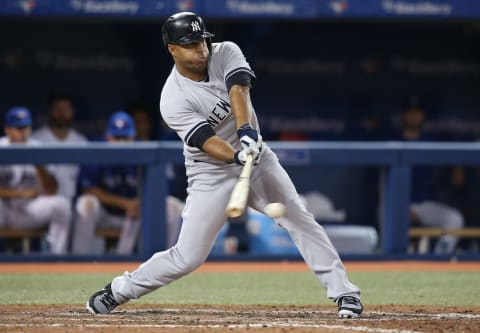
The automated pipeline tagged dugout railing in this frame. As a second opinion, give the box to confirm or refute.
[1,141,480,261]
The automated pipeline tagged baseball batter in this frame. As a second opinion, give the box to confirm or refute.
[87,12,362,318]
[0,107,71,254]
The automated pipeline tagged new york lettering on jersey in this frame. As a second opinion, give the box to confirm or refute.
[206,99,231,127]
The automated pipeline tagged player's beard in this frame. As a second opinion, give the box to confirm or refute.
[49,117,73,130]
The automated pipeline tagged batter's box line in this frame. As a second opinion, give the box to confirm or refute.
[119,307,334,315]
[369,311,480,319]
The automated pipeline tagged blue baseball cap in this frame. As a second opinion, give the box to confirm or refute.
[5,107,32,128]
[107,111,136,137]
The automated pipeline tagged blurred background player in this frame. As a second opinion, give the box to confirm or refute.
[126,100,155,141]
[396,97,464,254]
[72,111,141,255]
[72,111,183,255]
[0,107,71,254]
[32,92,88,201]
[126,100,186,243]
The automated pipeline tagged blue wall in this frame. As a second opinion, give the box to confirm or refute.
[1,19,479,140]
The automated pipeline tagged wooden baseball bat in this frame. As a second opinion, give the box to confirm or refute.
[226,154,254,218]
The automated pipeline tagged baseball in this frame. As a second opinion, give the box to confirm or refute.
[264,202,286,218]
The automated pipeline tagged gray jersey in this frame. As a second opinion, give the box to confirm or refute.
[160,41,258,164]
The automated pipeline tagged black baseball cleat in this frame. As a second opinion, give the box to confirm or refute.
[336,296,363,318]
[86,283,119,314]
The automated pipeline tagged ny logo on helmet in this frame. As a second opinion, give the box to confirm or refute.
[191,21,201,32]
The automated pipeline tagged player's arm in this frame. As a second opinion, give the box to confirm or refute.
[227,72,262,160]
[35,166,57,195]
[202,135,236,163]
[188,124,252,165]
[229,85,252,129]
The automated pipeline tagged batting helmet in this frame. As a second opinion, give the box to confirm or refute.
[162,12,214,48]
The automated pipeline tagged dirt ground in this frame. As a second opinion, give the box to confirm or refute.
[1,304,479,333]
[1,261,479,333]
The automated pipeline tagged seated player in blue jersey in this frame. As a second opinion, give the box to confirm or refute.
[72,111,184,255]
[72,111,140,254]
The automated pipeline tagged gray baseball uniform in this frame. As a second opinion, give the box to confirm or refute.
[110,41,360,304]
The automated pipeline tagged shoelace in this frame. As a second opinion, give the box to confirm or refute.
[340,296,360,307]
[99,290,118,309]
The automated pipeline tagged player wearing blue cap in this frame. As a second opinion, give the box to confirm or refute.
[72,111,141,254]
[0,107,71,254]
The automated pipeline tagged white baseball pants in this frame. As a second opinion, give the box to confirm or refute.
[72,194,140,255]
[72,194,184,255]
[0,195,71,254]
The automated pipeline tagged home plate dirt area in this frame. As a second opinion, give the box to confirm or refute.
[1,261,479,332]
[1,304,479,333]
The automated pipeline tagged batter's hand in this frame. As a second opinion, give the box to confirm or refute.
[234,147,261,166]
[238,124,261,148]
[237,124,263,160]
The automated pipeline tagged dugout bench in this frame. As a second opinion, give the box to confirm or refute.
[0,228,46,254]
[408,227,480,254]
[0,227,122,254]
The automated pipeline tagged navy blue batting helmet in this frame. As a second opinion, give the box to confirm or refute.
[162,12,214,48]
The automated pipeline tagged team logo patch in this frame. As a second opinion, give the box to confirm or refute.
[115,119,126,128]
[17,111,28,119]
[191,21,201,32]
